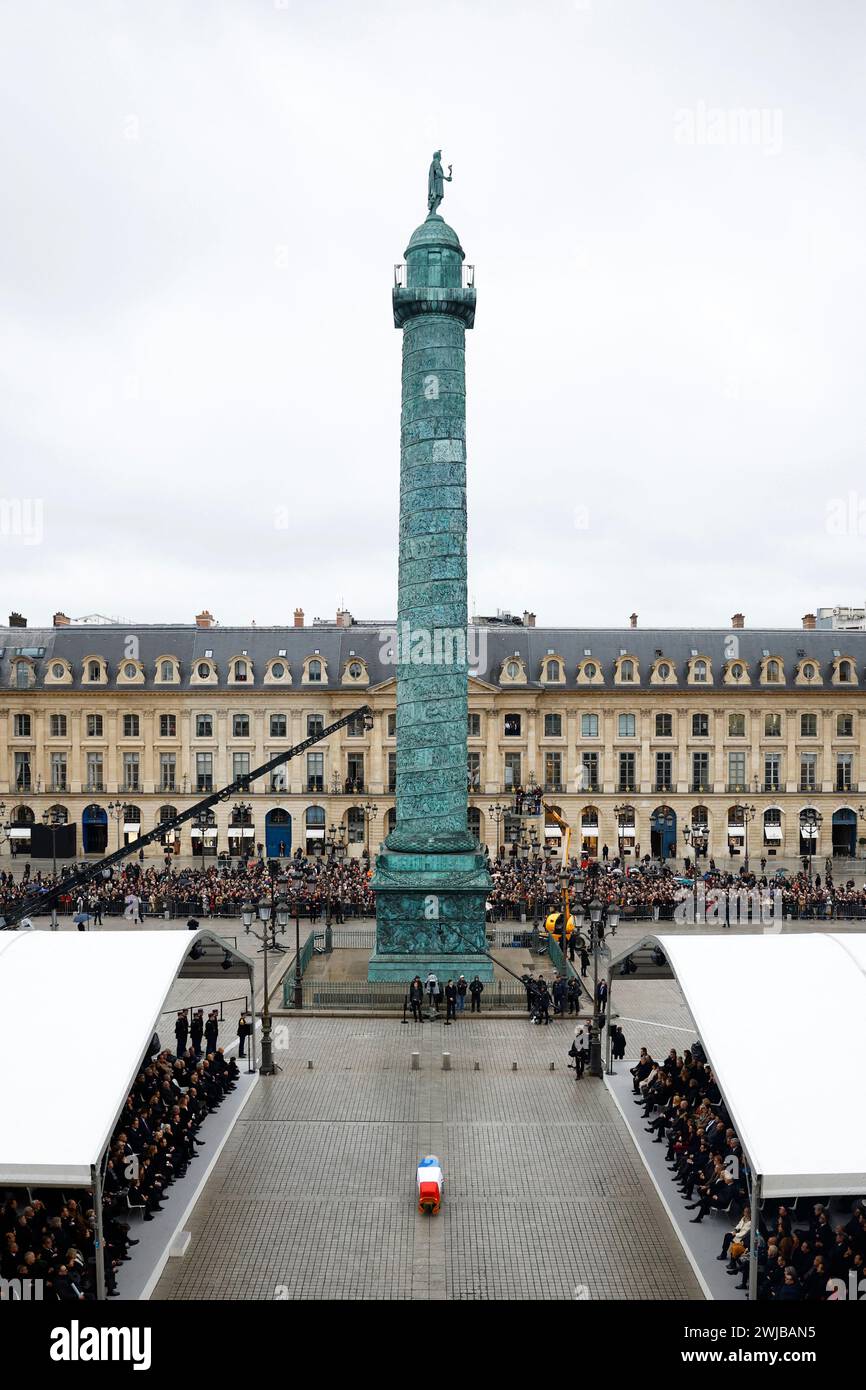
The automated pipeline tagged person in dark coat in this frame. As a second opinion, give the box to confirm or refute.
[237,1013,251,1058]
[174,1011,189,1058]
[204,1011,219,1054]
[536,980,551,1024]
[579,943,590,976]
[190,1010,204,1057]
[444,980,457,1022]
[408,976,424,1022]
[552,975,568,1016]
[469,976,484,1013]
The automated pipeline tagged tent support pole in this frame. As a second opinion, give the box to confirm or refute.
[605,972,615,1074]
[91,1161,107,1302]
[748,1173,762,1301]
[249,963,258,1075]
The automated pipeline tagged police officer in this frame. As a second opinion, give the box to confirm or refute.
[536,979,551,1025]
[469,976,484,1013]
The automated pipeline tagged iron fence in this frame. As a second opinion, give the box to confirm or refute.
[281,978,530,1011]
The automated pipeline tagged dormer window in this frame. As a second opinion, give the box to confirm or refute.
[839,659,854,683]
[693,659,708,683]
[197,662,211,679]
[88,662,100,682]
[621,659,635,681]
[584,663,596,678]
[309,659,322,682]
[766,659,781,682]
[234,659,248,682]
[542,657,564,682]
[271,662,285,679]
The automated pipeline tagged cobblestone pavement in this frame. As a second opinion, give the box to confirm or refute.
[153,1016,702,1301]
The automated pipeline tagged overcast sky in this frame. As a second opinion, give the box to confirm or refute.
[1,0,865,630]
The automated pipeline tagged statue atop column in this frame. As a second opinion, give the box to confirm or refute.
[427,150,452,216]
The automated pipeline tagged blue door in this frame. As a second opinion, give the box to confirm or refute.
[266,810,291,858]
[651,806,677,860]
[82,804,108,854]
[832,808,857,858]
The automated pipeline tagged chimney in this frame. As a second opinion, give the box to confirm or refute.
[731,613,745,629]
[336,608,353,628]
[8,612,26,628]
[629,612,638,628]
[53,611,71,627]
[802,612,816,630]
[195,610,215,629]
[522,610,536,628]
[293,607,304,628]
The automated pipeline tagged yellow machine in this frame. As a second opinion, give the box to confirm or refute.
[541,802,575,943]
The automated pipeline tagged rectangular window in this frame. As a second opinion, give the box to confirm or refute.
[346,753,364,790]
[14,752,31,791]
[86,714,103,737]
[581,713,599,738]
[728,751,746,791]
[543,713,562,738]
[801,713,817,737]
[388,752,397,791]
[307,714,324,739]
[16,664,29,689]
[764,713,782,737]
[692,751,709,791]
[618,713,635,738]
[692,713,709,738]
[764,754,781,791]
[13,713,31,737]
[799,754,816,791]
[836,753,853,791]
[837,713,854,737]
[467,713,481,737]
[86,752,103,791]
[504,752,522,788]
[346,713,366,737]
[467,751,481,790]
[655,713,672,737]
[159,714,177,738]
[49,713,68,737]
[233,714,250,738]
[160,753,176,792]
[196,714,213,738]
[122,714,139,738]
[655,751,672,790]
[270,714,287,738]
[504,713,522,737]
[581,751,599,791]
[196,752,213,792]
[544,751,562,790]
[233,752,250,782]
[618,751,635,791]
[307,752,324,792]
[387,713,397,737]
[123,752,140,791]
[728,713,745,737]
[50,752,67,791]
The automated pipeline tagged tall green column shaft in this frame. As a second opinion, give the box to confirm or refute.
[369,208,492,982]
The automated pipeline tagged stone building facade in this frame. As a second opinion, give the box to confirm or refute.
[2,611,865,864]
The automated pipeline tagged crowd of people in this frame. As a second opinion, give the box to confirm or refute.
[1,1030,239,1299]
[631,1039,866,1299]
[0,852,377,926]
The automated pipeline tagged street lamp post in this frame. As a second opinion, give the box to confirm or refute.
[242,895,288,1076]
[232,800,252,865]
[588,898,604,1077]
[362,800,379,859]
[735,803,757,873]
[613,802,631,863]
[107,800,124,852]
[801,810,823,880]
[193,807,216,873]
[487,801,507,855]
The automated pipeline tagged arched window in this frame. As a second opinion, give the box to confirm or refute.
[160,660,174,681]
[766,659,781,682]
[693,659,708,682]
[47,804,69,824]
[87,661,101,682]
[839,659,854,683]
[308,659,322,682]
[234,659,248,682]
[620,659,635,681]
[346,806,365,843]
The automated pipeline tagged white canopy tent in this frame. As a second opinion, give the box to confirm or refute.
[605,931,866,1297]
[0,929,254,1189]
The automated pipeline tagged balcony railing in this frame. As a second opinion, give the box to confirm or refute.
[616,783,637,793]
[726,782,750,793]
[653,782,673,793]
